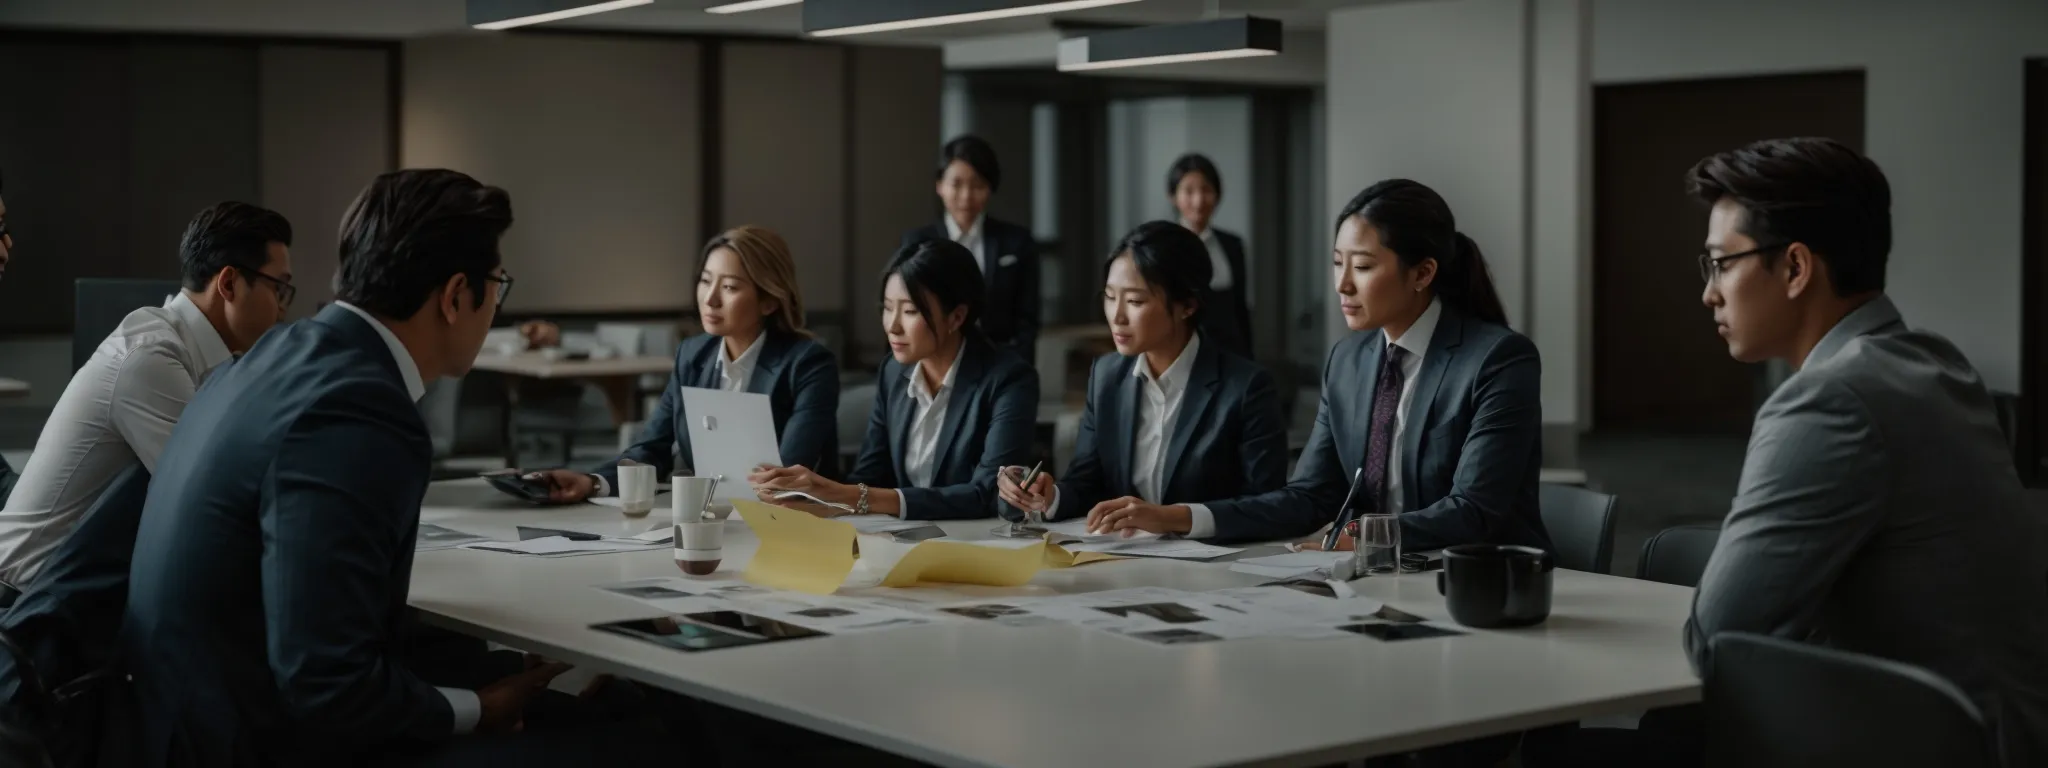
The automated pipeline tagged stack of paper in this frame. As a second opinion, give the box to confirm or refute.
[417,523,492,551]
[1227,551,1351,579]
[1063,538,1242,560]
[460,536,666,558]
[594,576,944,636]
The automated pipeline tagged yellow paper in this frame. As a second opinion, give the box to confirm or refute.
[734,500,857,594]
[880,540,1048,588]
[1043,540,1124,568]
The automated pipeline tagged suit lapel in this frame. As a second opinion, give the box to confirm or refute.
[1399,307,1463,512]
[928,341,986,482]
[1161,342,1219,496]
[689,339,722,390]
[1110,363,1141,495]
[1348,335,1384,472]
[888,367,914,486]
[746,332,788,396]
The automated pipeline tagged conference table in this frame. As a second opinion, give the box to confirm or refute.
[468,352,676,466]
[411,480,1699,767]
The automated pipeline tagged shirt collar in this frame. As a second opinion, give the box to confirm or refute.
[1133,332,1201,399]
[1806,295,1903,369]
[332,301,426,402]
[1385,298,1442,359]
[165,292,235,374]
[1181,220,1216,243]
[906,341,965,403]
[945,213,986,243]
[718,332,767,378]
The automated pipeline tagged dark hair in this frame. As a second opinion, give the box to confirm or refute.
[936,135,1001,192]
[334,169,513,319]
[1686,137,1890,295]
[177,202,293,292]
[880,238,986,343]
[1165,153,1222,198]
[1336,179,1508,327]
[1105,221,1210,326]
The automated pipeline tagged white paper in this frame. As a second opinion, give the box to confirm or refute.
[593,577,936,635]
[1235,551,1352,569]
[590,492,673,511]
[417,524,492,551]
[628,527,676,543]
[462,536,664,557]
[1041,519,1162,543]
[772,490,855,513]
[844,516,934,534]
[1063,538,1242,560]
[1227,563,1324,580]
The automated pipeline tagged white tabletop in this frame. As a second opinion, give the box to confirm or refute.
[0,378,28,399]
[469,353,673,379]
[411,480,1698,767]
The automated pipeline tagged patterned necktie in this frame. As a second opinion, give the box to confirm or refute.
[1351,343,1407,516]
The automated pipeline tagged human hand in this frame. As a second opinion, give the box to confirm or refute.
[476,661,571,733]
[530,469,595,503]
[518,320,560,350]
[1083,497,1193,536]
[996,466,1054,515]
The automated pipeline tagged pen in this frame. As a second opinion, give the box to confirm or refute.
[1321,468,1364,551]
[1016,461,1044,524]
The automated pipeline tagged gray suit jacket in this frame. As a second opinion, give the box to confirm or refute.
[1686,296,2048,766]
[1202,303,1551,551]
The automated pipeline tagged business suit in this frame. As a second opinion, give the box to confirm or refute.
[1039,338,1286,521]
[120,304,455,766]
[1198,228,1254,359]
[901,217,1040,359]
[1201,302,1550,551]
[596,330,839,487]
[848,336,1038,521]
[1685,296,2048,766]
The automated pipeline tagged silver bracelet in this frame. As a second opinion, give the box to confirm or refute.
[856,483,870,516]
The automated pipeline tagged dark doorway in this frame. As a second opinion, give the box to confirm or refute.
[2020,59,2048,484]
[1592,71,1866,433]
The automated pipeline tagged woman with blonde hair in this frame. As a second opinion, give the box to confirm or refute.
[535,225,840,501]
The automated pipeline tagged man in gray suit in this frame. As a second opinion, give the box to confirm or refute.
[1684,137,2048,765]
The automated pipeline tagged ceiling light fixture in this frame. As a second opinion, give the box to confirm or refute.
[804,0,1144,38]
[706,0,802,13]
[1057,15,1281,72]
[469,0,654,30]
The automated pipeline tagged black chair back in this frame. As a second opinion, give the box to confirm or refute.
[1537,483,1616,574]
[1636,523,1720,587]
[1706,632,1996,768]
[72,279,182,372]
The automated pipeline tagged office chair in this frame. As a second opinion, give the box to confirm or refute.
[1705,632,1996,768]
[72,279,181,372]
[1537,483,1617,574]
[1636,523,1721,588]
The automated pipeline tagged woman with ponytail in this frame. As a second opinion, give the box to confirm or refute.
[1183,179,1552,556]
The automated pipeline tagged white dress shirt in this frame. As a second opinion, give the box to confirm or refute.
[1185,300,1439,539]
[897,346,962,519]
[1185,222,1235,291]
[331,301,479,734]
[0,293,232,588]
[1045,335,1208,523]
[945,213,988,274]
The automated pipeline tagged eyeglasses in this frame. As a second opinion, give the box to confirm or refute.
[240,268,297,309]
[0,218,11,240]
[483,272,514,307]
[1698,243,1788,284]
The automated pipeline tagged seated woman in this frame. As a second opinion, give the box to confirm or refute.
[750,239,1037,520]
[1090,179,1551,554]
[995,221,1287,533]
[537,226,839,500]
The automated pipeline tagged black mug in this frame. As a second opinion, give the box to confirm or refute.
[1435,544,1554,628]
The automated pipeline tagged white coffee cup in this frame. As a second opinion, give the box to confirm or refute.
[617,464,657,517]
[674,521,724,575]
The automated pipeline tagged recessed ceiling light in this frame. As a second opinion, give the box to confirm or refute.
[470,0,655,30]
[706,0,803,13]
[805,0,1145,38]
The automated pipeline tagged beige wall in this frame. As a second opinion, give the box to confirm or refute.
[258,44,393,316]
[403,34,704,314]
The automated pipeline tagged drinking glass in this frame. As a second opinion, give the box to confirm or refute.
[1352,513,1401,576]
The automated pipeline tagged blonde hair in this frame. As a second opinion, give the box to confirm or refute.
[699,225,810,338]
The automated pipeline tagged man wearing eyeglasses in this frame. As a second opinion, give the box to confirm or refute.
[1647,138,2048,765]
[0,201,293,605]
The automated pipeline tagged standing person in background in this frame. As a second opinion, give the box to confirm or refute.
[1167,154,1253,358]
[900,135,1041,360]
[529,226,840,501]
[0,202,294,605]
[0,170,17,507]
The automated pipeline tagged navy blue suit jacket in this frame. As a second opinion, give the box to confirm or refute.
[1042,338,1287,521]
[1199,229,1254,359]
[122,305,450,766]
[1203,304,1553,551]
[901,217,1040,359]
[595,330,839,486]
[0,463,149,710]
[847,337,1038,520]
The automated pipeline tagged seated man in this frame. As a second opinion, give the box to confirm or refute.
[1686,138,2048,765]
[121,169,667,766]
[0,201,293,603]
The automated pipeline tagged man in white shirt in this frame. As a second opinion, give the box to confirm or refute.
[0,201,294,596]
